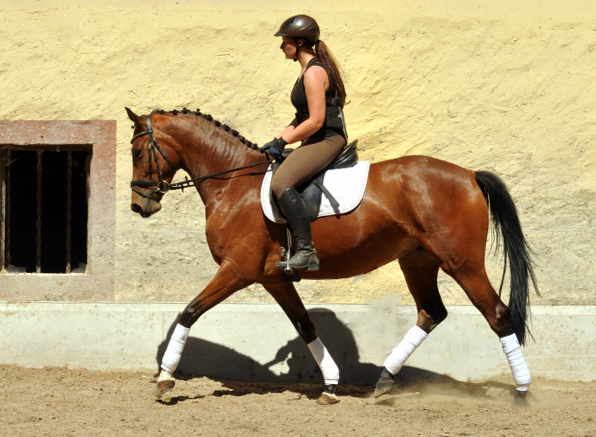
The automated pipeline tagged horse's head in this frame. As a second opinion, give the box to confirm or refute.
[126,107,180,217]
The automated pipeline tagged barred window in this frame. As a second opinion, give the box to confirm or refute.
[2,147,90,273]
[0,120,116,301]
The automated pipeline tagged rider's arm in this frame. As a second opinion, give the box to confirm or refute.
[279,66,328,145]
[277,118,298,140]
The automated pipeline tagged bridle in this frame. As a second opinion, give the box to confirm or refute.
[130,114,271,202]
[130,115,176,201]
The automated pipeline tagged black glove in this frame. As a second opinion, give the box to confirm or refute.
[260,137,288,159]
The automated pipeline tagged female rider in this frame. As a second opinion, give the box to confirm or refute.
[261,15,348,272]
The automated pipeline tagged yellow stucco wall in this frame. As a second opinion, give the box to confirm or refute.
[1,1,594,305]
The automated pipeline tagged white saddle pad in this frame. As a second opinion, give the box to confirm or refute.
[261,161,371,223]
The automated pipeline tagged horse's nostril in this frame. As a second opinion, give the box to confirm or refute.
[131,203,142,214]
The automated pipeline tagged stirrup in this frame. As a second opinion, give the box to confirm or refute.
[276,249,319,271]
[277,230,294,273]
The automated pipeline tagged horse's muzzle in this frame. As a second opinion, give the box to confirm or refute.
[131,195,162,217]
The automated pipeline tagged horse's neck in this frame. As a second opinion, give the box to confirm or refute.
[180,128,265,209]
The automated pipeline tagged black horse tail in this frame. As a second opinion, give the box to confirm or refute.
[474,171,539,346]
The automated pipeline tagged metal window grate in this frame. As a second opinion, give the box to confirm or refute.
[1,147,89,274]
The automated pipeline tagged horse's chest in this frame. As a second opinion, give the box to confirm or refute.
[204,209,250,250]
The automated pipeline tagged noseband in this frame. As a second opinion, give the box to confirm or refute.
[130,114,272,202]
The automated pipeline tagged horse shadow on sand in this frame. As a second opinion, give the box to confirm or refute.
[156,308,514,403]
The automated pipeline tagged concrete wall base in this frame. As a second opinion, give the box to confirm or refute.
[1,302,594,385]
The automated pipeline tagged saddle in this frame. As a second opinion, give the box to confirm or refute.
[271,140,359,221]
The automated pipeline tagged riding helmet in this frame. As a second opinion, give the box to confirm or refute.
[275,15,320,44]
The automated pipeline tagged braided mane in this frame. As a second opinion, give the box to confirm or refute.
[153,108,260,151]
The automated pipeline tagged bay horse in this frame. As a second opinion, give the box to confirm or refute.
[126,107,538,405]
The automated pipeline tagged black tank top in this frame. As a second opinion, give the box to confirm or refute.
[290,58,347,139]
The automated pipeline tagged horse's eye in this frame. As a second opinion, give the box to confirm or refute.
[132,149,143,159]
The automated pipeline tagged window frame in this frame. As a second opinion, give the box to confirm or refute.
[0,120,116,301]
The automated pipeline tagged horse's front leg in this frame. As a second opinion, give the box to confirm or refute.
[155,261,251,397]
[263,281,340,405]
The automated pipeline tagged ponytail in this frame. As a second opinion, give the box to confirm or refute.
[314,40,347,108]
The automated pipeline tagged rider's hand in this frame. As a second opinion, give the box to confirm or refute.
[260,137,288,159]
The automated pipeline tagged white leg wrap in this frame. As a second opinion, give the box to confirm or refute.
[383,326,428,375]
[308,338,340,385]
[161,324,190,374]
[500,333,531,391]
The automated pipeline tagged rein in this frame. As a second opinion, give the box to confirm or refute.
[130,114,271,201]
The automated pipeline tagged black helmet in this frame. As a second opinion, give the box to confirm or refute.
[275,15,320,44]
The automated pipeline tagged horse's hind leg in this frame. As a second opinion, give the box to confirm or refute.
[375,248,447,397]
[263,281,340,405]
[448,265,532,403]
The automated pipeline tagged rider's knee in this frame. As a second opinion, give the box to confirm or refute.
[271,181,290,200]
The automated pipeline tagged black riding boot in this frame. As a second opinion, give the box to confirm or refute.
[275,187,319,271]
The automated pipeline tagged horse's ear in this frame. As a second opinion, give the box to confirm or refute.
[125,107,142,127]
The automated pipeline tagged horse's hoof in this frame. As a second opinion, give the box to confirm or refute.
[155,379,175,397]
[155,371,176,398]
[317,392,340,405]
[513,390,530,408]
[373,380,395,398]
[373,368,395,398]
